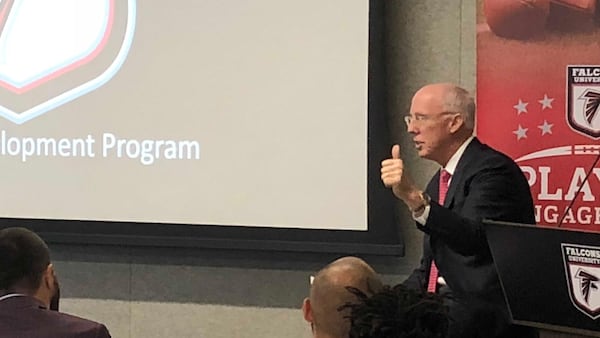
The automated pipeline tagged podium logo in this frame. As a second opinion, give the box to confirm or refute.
[567,66,600,139]
[562,243,600,319]
[0,0,136,124]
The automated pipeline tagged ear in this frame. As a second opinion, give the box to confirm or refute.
[42,264,54,289]
[448,113,464,133]
[302,297,313,323]
[33,264,56,309]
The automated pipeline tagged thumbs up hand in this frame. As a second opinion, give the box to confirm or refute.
[381,144,404,189]
[381,144,419,202]
[391,144,400,159]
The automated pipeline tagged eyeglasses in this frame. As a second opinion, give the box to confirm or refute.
[404,112,460,127]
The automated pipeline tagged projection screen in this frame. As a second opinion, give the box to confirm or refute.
[0,0,402,255]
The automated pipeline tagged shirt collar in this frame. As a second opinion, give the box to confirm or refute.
[0,293,27,302]
[0,293,46,309]
[443,136,474,175]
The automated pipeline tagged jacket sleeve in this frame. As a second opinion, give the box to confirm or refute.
[402,234,432,292]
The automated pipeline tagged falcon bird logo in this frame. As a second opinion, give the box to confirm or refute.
[568,67,600,139]
[562,243,600,319]
[576,269,599,304]
[581,90,600,125]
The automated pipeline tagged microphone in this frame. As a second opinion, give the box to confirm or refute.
[557,149,600,228]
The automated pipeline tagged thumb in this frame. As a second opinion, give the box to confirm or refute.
[391,144,400,159]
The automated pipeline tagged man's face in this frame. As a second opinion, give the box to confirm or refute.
[405,90,456,164]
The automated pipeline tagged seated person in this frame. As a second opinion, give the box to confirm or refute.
[302,256,383,338]
[0,227,112,338]
[344,283,449,338]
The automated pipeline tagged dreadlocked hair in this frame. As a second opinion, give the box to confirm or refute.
[341,284,449,338]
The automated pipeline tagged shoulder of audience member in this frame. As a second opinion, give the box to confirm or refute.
[42,309,111,337]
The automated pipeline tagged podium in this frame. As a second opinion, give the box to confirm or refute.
[484,220,600,337]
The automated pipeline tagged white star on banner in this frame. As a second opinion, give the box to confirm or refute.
[538,120,553,135]
[513,99,528,114]
[513,124,528,140]
[538,94,554,110]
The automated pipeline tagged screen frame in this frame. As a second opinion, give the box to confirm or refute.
[0,0,404,256]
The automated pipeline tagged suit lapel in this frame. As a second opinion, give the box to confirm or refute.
[427,171,440,203]
[443,138,482,208]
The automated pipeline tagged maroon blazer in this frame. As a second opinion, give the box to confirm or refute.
[0,295,111,338]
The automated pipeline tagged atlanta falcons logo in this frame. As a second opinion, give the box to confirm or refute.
[568,66,600,138]
[562,243,600,319]
[576,269,600,304]
[580,90,600,125]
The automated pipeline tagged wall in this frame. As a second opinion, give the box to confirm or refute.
[52,1,476,337]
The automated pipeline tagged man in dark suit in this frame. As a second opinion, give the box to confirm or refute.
[380,83,537,338]
[0,227,111,338]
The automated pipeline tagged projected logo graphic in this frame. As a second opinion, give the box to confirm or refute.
[0,0,136,124]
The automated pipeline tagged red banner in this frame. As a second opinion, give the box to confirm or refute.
[477,0,600,230]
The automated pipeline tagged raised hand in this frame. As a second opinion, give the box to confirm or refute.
[381,144,422,209]
[381,144,404,189]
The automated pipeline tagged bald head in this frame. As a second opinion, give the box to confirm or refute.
[304,257,382,338]
[406,83,476,165]
[412,83,475,131]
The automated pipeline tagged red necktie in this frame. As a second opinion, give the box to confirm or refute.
[427,169,451,293]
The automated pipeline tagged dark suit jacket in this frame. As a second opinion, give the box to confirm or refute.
[0,295,111,338]
[404,138,536,338]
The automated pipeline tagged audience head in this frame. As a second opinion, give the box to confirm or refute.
[302,256,383,338]
[344,283,449,338]
[0,227,59,309]
[407,83,475,166]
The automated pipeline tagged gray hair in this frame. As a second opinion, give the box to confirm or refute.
[442,86,475,130]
